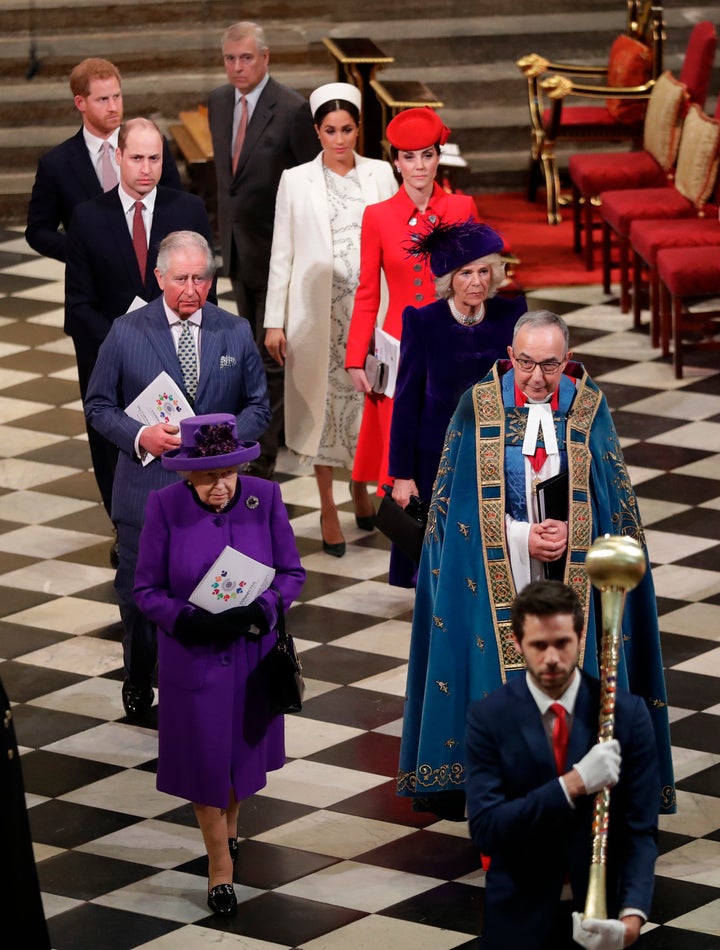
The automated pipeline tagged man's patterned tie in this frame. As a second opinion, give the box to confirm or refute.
[178,322,197,402]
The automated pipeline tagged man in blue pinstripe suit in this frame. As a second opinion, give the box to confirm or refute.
[85,230,270,718]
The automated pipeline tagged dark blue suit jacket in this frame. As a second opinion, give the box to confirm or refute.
[25,127,182,263]
[64,184,214,343]
[84,298,271,529]
[465,671,658,949]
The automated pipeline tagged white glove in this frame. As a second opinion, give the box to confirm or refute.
[573,739,621,794]
[572,912,625,949]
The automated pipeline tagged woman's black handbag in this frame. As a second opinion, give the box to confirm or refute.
[263,595,305,714]
[376,484,429,564]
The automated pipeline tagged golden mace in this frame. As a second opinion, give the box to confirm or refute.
[583,533,646,920]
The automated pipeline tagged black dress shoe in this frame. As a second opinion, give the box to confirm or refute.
[207,883,237,916]
[228,837,238,863]
[121,680,154,718]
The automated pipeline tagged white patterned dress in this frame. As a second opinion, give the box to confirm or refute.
[314,164,366,467]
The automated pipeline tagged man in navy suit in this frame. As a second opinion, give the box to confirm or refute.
[465,581,658,950]
[25,57,181,263]
[85,230,270,718]
[65,117,213,522]
[208,20,318,477]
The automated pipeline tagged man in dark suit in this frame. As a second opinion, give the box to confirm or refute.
[25,56,181,263]
[465,581,658,950]
[65,117,214,522]
[85,230,270,719]
[208,20,318,477]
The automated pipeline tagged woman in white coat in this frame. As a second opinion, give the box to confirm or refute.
[264,82,397,556]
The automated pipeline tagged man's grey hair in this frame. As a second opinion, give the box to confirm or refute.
[511,310,569,353]
[156,231,217,278]
[221,21,267,52]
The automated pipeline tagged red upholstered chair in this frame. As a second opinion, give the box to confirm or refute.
[599,103,720,318]
[656,245,720,377]
[517,1,665,225]
[569,21,717,269]
[630,216,720,352]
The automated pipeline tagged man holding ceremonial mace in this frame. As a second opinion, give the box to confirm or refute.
[465,573,659,949]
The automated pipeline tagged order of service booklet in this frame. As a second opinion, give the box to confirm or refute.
[373,327,400,398]
[124,371,195,466]
[189,545,276,613]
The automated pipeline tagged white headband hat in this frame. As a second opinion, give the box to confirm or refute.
[309,82,362,119]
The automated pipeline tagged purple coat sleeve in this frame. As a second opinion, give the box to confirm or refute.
[133,480,305,635]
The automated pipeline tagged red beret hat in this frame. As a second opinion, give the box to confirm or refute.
[386,106,451,150]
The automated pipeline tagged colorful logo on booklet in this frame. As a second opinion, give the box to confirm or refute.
[156,391,184,422]
[211,570,247,602]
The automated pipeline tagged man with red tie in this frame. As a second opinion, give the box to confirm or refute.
[64,118,214,526]
[25,57,181,264]
[465,581,659,950]
[398,311,673,829]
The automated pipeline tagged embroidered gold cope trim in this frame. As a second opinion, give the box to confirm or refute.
[469,365,601,682]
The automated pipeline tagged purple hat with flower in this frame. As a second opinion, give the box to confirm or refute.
[406,218,505,278]
[161,413,260,471]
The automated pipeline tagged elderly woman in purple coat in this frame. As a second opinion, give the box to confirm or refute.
[134,414,305,918]
[387,220,526,587]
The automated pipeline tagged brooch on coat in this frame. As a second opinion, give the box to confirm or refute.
[245,495,259,510]
[219,355,237,369]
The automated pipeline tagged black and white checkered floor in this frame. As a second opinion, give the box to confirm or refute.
[1,226,719,949]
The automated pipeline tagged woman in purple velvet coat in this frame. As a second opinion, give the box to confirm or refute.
[134,414,305,918]
[387,221,527,586]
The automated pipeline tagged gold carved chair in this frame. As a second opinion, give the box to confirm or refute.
[517,1,665,224]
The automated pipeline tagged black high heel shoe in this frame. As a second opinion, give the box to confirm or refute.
[320,514,345,558]
[349,480,375,531]
[207,882,237,916]
[228,838,238,863]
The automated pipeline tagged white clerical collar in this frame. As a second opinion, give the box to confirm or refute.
[522,402,558,457]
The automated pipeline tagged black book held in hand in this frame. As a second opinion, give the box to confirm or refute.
[535,469,569,580]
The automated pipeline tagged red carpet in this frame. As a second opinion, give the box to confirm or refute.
[474,191,604,290]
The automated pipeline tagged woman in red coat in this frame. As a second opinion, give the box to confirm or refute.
[345,106,478,494]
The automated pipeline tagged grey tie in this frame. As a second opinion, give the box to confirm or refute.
[99,141,116,191]
[178,322,198,402]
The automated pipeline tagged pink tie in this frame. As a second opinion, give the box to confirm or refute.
[550,702,569,775]
[231,96,248,174]
[132,201,147,281]
[100,141,116,192]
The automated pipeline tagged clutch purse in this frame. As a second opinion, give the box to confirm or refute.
[262,594,304,714]
[375,484,428,564]
[364,330,389,394]
[364,353,388,394]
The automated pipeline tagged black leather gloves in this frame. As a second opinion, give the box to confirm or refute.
[173,601,267,646]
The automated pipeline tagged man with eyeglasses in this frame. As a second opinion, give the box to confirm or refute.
[398,309,674,830]
[207,21,317,479]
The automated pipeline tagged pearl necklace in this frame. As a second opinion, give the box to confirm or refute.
[449,297,485,326]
